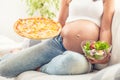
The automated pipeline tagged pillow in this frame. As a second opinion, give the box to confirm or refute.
[109,10,120,65]
[91,63,120,80]
[0,35,22,56]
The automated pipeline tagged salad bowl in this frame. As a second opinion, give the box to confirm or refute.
[81,40,112,61]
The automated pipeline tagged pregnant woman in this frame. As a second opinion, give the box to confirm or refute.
[0,0,114,77]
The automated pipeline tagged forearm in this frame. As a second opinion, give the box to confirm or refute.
[99,29,112,44]
[96,0,115,64]
[99,13,113,45]
[58,0,70,27]
[99,0,115,45]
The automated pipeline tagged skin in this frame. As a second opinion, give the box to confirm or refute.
[58,0,115,64]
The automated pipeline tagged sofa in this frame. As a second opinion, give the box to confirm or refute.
[0,7,120,80]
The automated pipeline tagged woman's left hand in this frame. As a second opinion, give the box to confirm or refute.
[87,53,111,64]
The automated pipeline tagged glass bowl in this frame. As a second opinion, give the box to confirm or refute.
[81,40,112,60]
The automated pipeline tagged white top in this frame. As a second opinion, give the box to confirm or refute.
[66,0,103,26]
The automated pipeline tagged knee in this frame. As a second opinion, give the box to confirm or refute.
[62,51,91,74]
[41,51,91,75]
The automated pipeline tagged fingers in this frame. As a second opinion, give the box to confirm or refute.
[86,53,111,64]
[87,58,98,64]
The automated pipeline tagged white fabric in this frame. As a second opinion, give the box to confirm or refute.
[109,9,120,65]
[0,35,30,58]
[0,77,14,80]
[16,71,97,80]
[0,35,22,56]
[91,63,120,80]
[67,0,103,26]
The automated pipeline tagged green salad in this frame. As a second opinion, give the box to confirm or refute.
[82,41,111,60]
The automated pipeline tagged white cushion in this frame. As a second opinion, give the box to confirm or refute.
[0,76,14,80]
[91,63,120,80]
[109,9,120,65]
[0,35,22,56]
[16,71,97,80]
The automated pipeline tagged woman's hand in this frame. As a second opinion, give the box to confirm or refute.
[87,53,111,64]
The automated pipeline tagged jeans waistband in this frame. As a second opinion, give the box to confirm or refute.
[54,35,66,51]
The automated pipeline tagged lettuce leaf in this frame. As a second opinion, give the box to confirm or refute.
[83,41,90,50]
[95,41,110,50]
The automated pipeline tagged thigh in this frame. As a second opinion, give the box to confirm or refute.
[41,51,92,75]
[0,37,65,77]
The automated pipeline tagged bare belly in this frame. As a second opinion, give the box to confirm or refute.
[60,20,99,53]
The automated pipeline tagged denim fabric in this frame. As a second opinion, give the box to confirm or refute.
[41,51,92,75]
[0,35,91,77]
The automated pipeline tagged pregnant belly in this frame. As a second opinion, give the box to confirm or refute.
[60,20,99,53]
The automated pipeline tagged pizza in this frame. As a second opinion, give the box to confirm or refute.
[14,17,62,40]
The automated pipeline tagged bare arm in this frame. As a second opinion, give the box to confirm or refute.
[99,0,115,44]
[88,0,115,64]
[58,0,71,27]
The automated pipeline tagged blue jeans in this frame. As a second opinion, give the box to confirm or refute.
[0,35,91,78]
